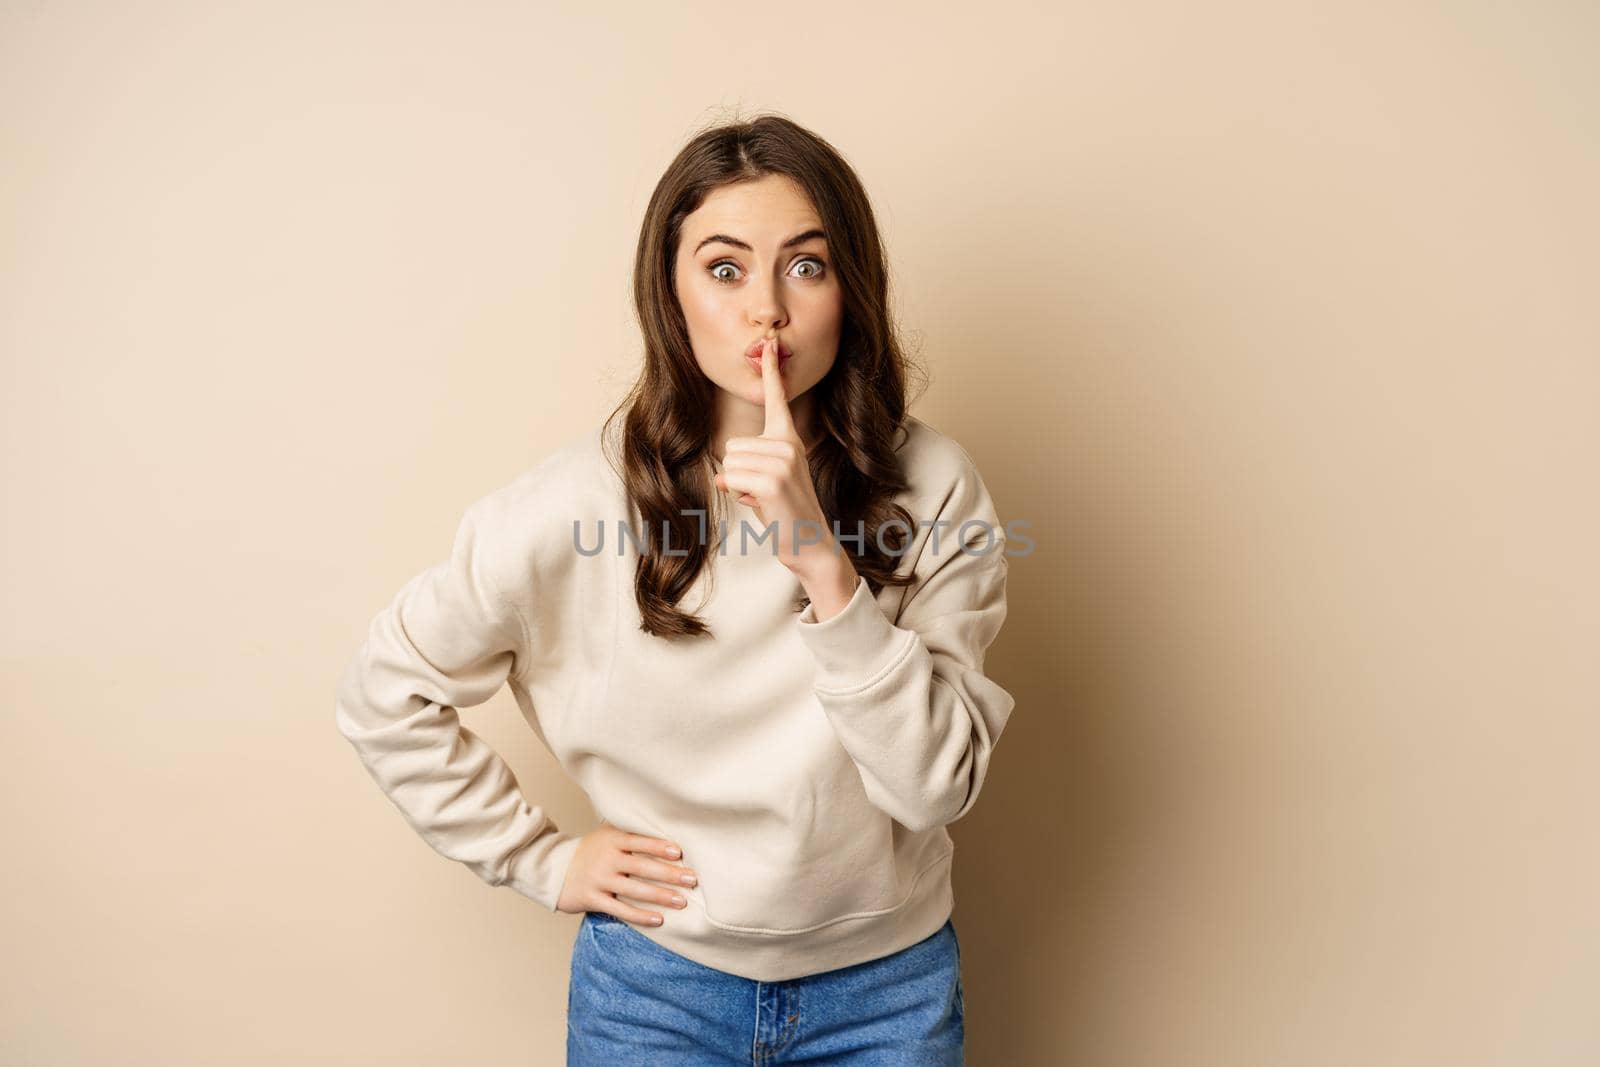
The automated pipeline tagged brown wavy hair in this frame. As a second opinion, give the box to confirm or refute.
[601,111,927,639]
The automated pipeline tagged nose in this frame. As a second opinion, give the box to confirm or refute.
[746,275,788,334]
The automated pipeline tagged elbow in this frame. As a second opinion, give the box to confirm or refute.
[856,725,993,834]
[868,779,974,835]
[333,680,363,748]
[893,808,950,835]
[332,650,382,747]
[888,798,965,835]
[334,699,360,747]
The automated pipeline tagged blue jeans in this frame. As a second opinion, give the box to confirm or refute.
[567,910,965,1065]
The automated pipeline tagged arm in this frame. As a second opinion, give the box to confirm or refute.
[334,495,581,911]
[794,460,1016,834]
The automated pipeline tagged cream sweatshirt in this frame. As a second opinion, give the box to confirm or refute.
[334,413,1016,982]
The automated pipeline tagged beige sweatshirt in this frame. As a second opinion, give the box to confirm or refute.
[334,413,1016,982]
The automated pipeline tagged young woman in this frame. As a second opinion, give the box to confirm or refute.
[336,114,1016,1065]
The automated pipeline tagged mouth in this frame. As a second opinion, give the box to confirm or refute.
[746,350,791,373]
[746,339,793,361]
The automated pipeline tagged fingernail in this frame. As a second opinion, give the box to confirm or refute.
[680,874,697,886]
[652,915,663,925]
[666,846,681,858]
[671,894,685,907]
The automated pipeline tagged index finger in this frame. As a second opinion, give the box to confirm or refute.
[761,337,794,440]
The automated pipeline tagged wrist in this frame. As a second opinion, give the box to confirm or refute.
[795,551,859,620]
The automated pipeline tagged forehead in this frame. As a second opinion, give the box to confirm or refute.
[681,174,821,244]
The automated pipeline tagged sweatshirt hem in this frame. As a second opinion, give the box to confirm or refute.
[610,845,957,983]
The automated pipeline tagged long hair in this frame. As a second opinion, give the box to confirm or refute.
[602,112,926,639]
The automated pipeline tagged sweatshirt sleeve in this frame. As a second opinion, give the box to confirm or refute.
[334,494,582,912]
[793,454,1016,834]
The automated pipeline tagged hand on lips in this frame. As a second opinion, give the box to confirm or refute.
[712,337,836,573]
[745,337,792,366]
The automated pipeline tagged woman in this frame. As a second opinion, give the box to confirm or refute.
[335,114,1016,1065]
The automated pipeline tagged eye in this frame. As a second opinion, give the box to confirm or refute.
[706,256,828,285]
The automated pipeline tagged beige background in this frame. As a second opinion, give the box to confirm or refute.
[3,1,1596,1064]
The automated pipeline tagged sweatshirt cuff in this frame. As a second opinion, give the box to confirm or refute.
[795,575,919,695]
[503,830,583,912]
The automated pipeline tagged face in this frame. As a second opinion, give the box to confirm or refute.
[673,174,843,439]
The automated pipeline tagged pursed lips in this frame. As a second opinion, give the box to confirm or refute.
[745,339,793,361]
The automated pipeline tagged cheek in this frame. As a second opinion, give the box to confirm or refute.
[679,289,733,337]
[802,287,844,329]
[673,268,712,316]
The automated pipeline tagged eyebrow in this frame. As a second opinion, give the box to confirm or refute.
[693,228,827,255]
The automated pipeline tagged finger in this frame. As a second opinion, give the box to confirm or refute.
[621,832,682,860]
[621,854,699,886]
[713,472,757,504]
[761,337,794,440]
[722,437,798,460]
[718,469,773,500]
[609,902,666,926]
[608,872,689,908]
[720,453,786,474]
